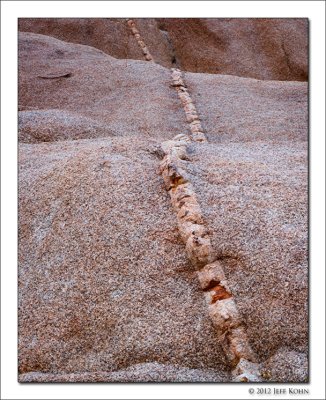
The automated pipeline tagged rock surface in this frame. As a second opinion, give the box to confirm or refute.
[19,136,230,379]
[189,140,308,359]
[18,32,187,142]
[18,24,308,383]
[19,18,308,81]
[19,362,230,382]
[157,18,308,81]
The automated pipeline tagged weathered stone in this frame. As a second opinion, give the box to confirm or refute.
[208,298,242,331]
[232,358,261,382]
[127,20,135,28]
[185,235,215,268]
[197,261,227,289]
[228,326,258,363]
[185,113,199,123]
[177,221,208,243]
[137,40,146,49]
[19,18,308,80]
[171,191,198,212]
[171,79,184,87]
[184,103,196,113]
[131,26,139,35]
[18,22,308,383]
[127,19,154,63]
[177,202,204,225]
[191,132,207,142]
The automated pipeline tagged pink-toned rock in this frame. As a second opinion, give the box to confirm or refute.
[19,18,308,81]
[144,53,153,61]
[138,40,146,48]
[185,235,215,268]
[208,298,242,332]
[186,113,199,124]
[19,18,173,68]
[131,27,139,35]
[157,18,308,80]
[18,32,188,142]
[197,261,226,289]
[18,25,308,383]
[232,359,261,382]
[177,202,204,225]
[178,222,208,243]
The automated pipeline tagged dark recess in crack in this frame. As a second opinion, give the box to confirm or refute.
[156,19,180,68]
[203,279,220,291]
[38,73,73,79]
[280,40,292,78]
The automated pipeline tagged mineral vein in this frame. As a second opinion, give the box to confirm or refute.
[127,19,154,62]
[127,18,262,382]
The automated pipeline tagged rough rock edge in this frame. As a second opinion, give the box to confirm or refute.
[159,134,262,382]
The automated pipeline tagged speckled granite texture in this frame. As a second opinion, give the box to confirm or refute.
[18,24,308,383]
[19,18,308,81]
